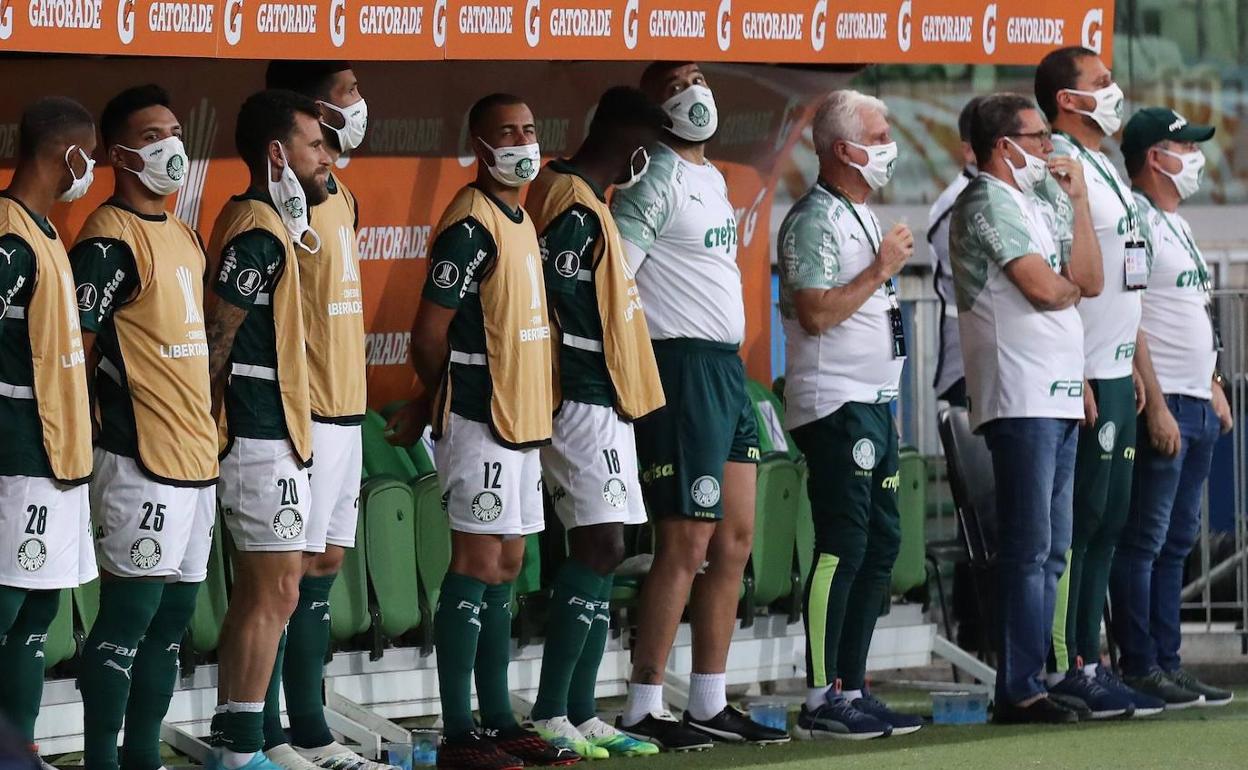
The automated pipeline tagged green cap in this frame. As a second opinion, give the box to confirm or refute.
[1121,107,1215,166]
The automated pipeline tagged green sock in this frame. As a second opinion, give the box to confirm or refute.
[0,589,61,741]
[122,581,200,770]
[262,630,289,750]
[475,582,517,731]
[80,581,165,770]
[0,585,26,637]
[435,573,487,738]
[222,708,265,754]
[567,574,613,726]
[285,574,336,750]
[531,562,604,721]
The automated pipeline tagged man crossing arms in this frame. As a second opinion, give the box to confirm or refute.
[778,90,922,740]
[523,86,668,759]
[203,90,329,770]
[70,84,218,770]
[0,96,97,755]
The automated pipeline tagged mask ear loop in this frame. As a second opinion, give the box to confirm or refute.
[300,227,323,255]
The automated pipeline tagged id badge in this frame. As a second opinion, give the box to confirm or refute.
[887,306,907,359]
[1124,241,1149,290]
[1207,302,1224,352]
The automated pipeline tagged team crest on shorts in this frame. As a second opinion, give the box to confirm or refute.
[852,438,877,470]
[472,491,503,522]
[1098,422,1117,453]
[602,478,628,509]
[273,507,304,540]
[130,537,162,570]
[17,539,46,571]
[690,476,721,508]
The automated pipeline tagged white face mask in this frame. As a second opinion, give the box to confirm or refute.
[1064,82,1125,136]
[58,146,95,202]
[662,85,718,143]
[1158,148,1205,200]
[117,135,188,196]
[479,139,541,188]
[615,147,650,190]
[844,140,898,190]
[319,98,368,153]
[267,142,321,254]
[1005,137,1049,190]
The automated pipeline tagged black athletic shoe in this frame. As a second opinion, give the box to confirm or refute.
[484,726,580,767]
[615,712,713,752]
[437,732,523,770]
[1166,668,1234,707]
[1095,665,1164,717]
[683,705,791,745]
[1124,669,1204,710]
[852,691,924,736]
[1049,671,1132,719]
[992,696,1079,725]
[1046,693,1092,721]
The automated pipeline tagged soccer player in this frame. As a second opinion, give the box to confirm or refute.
[608,62,788,749]
[950,93,1101,724]
[70,84,217,770]
[203,90,329,770]
[388,93,576,770]
[0,96,97,754]
[522,86,667,759]
[1111,107,1234,707]
[928,96,982,408]
[260,61,388,770]
[778,90,921,740]
[1034,46,1157,716]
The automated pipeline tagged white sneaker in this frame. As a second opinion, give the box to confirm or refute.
[265,743,324,770]
[296,741,401,770]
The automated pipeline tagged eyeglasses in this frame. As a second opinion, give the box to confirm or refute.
[1007,130,1052,142]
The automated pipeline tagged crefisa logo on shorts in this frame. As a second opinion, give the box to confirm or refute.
[273,507,304,540]
[130,536,162,570]
[17,538,46,571]
[472,491,503,522]
[602,478,627,509]
[690,475,720,508]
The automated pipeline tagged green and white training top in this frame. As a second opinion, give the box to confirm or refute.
[1036,133,1143,380]
[1134,191,1217,399]
[777,181,904,430]
[610,143,744,345]
[950,173,1085,431]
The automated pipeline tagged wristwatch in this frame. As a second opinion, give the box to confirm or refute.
[1213,371,1227,388]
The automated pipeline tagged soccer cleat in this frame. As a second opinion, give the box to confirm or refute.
[991,696,1079,725]
[1094,665,1164,717]
[851,691,924,736]
[296,740,403,769]
[437,732,523,770]
[794,697,891,741]
[1048,671,1132,719]
[484,726,581,766]
[265,743,324,770]
[575,717,660,757]
[206,749,286,770]
[1124,669,1204,710]
[1166,668,1234,707]
[528,717,609,760]
[683,705,790,745]
[615,711,713,752]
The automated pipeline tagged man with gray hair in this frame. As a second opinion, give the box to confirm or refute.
[778,89,919,740]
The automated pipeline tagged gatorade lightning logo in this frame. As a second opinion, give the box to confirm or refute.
[330,0,346,46]
[897,0,912,52]
[983,3,998,55]
[225,0,245,46]
[1081,8,1103,53]
[176,265,202,324]
[117,0,136,45]
[173,98,218,230]
[525,0,540,47]
[432,0,447,47]
[810,0,827,51]
[716,0,731,51]
[623,0,638,49]
[0,0,12,41]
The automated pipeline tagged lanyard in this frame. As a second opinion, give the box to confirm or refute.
[1058,131,1138,236]
[1136,191,1211,293]
[824,183,893,295]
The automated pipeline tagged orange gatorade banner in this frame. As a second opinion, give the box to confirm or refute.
[0,57,831,407]
[0,1,1112,63]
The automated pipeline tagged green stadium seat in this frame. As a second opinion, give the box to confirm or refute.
[329,504,371,644]
[73,577,100,635]
[362,410,419,482]
[746,380,800,461]
[891,449,928,596]
[795,464,814,588]
[412,473,450,649]
[379,400,436,476]
[750,459,802,611]
[361,477,420,656]
[43,589,76,671]
[187,510,230,655]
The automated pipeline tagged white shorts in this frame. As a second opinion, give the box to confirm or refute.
[306,422,362,553]
[90,450,216,582]
[433,413,544,537]
[541,401,647,530]
[218,437,311,552]
[0,475,96,589]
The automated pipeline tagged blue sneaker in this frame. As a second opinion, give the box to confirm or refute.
[852,691,924,736]
[1049,671,1132,719]
[795,697,891,741]
[205,749,285,770]
[1095,665,1164,717]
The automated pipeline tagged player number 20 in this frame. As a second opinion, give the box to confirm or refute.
[278,478,300,506]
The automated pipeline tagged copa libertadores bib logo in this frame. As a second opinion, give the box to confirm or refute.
[690,475,721,508]
[852,438,877,470]
[130,537,162,570]
[273,507,304,540]
[472,491,503,522]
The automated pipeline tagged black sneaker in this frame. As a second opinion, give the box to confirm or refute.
[683,705,790,745]
[992,696,1079,725]
[438,732,523,770]
[1124,669,1204,710]
[616,711,713,752]
[851,691,923,736]
[1049,671,1132,719]
[1095,665,1164,717]
[484,726,581,767]
[1046,693,1092,720]
[1166,668,1234,707]
[794,698,892,741]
